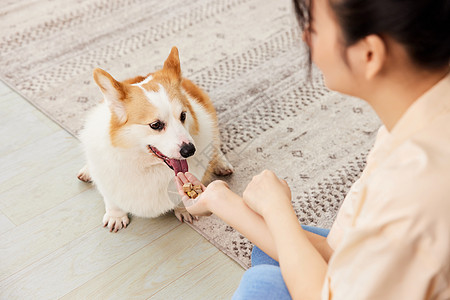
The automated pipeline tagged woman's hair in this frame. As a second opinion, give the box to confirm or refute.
[293,0,450,70]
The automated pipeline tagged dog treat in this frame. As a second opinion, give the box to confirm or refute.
[183,182,193,193]
[187,190,198,199]
[193,185,202,193]
[183,182,202,199]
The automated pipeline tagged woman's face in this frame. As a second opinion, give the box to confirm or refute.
[306,0,361,95]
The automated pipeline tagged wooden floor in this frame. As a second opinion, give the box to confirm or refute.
[0,81,244,299]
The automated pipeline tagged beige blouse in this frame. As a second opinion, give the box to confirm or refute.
[323,73,450,299]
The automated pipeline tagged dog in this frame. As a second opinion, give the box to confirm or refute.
[77,47,233,232]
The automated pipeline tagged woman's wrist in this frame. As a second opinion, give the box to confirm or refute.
[204,182,236,213]
[261,195,293,219]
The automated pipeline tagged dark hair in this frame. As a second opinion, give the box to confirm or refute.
[293,0,450,70]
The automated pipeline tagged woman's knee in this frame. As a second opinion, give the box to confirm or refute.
[251,246,279,267]
[233,265,291,300]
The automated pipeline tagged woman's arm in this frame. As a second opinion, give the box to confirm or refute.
[304,231,333,263]
[176,173,333,264]
[175,173,279,260]
[264,203,327,300]
[194,184,333,264]
[209,187,279,260]
[243,170,327,300]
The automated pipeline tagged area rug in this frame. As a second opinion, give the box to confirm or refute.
[0,0,381,268]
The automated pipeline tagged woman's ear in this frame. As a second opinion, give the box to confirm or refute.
[363,34,386,80]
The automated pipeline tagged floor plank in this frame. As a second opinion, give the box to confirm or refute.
[0,187,103,282]
[0,87,61,156]
[0,129,82,193]
[151,251,244,299]
[0,108,61,157]
[0,215,181,299]
[0,153,91,224]
[61,225,222,299]
[0,211,15,235]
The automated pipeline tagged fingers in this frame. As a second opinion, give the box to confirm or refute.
[176,172,205,195]
[177,172,203,187]
[184,172,203,187]
[174,176,185,196]
[177,172,189,184]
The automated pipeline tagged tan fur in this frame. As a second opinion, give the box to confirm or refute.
[122,75,147,85]
[93,68,127,100]
[181,78,218,121]
[114,47,207,138]
[95,47,229,177]
[109,86,160,148]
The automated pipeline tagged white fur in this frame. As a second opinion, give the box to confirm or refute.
[79,84,217,228]
[135,84,195,158]
[132,75,153,86]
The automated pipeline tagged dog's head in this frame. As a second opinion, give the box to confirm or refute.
[93,47,196,174]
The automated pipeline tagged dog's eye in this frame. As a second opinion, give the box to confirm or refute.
[180,111,186,123]
[149,120,165,131]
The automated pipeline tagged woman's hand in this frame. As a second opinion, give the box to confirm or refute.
[242,169,292,217]
[175,172,230,216]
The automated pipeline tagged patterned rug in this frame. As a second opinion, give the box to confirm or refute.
[0,0,380,268]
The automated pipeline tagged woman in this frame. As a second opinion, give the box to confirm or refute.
[175,0,450,298]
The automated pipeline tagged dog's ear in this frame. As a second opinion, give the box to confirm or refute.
[163,47,181,81]
[93,68,127,124]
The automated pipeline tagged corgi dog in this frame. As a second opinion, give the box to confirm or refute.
[77,47,233,232]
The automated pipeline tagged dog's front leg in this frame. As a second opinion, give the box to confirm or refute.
[174,202,197,223]
[102,199,130,232]
[211,149,234,176]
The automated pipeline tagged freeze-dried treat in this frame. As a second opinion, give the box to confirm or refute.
[183,182,202,199]
[193,185,202,193]
[187,190,198,199]
[183,182,193,193]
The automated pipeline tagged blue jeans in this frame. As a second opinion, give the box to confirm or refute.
[232,225,330,300]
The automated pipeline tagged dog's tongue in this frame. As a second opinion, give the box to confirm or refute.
[169,159,188,175]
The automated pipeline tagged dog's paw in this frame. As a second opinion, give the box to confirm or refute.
[77,165,92,183]
[174,206,198,223]
[102,210,130,232]
[213,154,234,176]
[214,164,234,176]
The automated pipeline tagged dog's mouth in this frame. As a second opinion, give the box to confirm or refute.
[148,145,188,175]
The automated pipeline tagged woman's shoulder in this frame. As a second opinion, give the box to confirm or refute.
[381,110,450,186]
[364,120,450,222]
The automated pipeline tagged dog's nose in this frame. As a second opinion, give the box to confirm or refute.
[180,142,196,158]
